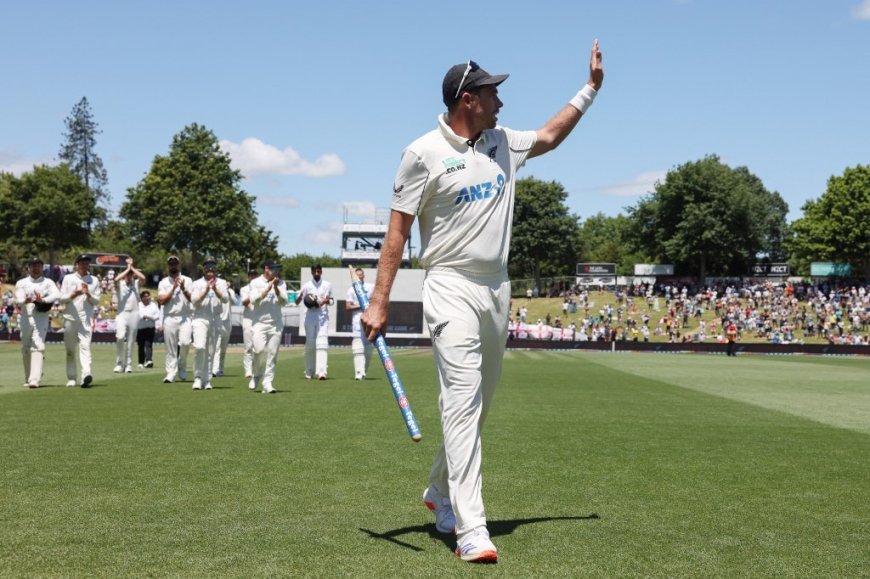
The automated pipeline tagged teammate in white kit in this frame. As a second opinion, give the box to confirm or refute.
[211,278,236,377]
[60,254,102,388]
[248,260,288,393]
[15,257,61,388]
[346,268,374,380]
[114,257,145,373]
[189,258,229,390]
[294,264,332,380]
[363,41,604,563]
[239,269,259,382]
[157,255,193,383]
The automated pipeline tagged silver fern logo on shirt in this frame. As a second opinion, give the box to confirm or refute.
[453,173,505,206]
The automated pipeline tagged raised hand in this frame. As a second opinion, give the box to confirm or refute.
[588,38,603,90]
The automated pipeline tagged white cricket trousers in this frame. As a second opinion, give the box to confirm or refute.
[192,316,220,383]
[64,319,93,382]
[212,317,232,374]
[242,317,254,377]
[115,311,139,368]
[163,315,191,379]
[352,316,374,378]
[252,322,283,388]
[20,314,50,385]
[422,269,511,536]
[304,313,329,377]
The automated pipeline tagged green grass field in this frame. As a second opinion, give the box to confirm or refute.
[1,343,868,577]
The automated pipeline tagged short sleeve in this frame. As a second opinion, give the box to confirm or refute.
[391,150,430,216]
[502,127,538,170]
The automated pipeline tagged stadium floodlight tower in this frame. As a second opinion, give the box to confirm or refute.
[340,205,412,268]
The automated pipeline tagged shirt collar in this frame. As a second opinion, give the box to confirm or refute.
[438,114,487,148]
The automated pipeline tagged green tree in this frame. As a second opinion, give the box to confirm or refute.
[788,164,870,277]
[578,213,648,275]
[625,155,789,280]
[59,97,109,228]
[120,123,276,271]
[509,177,582,291]
[0,165,99,267]
[281,253,341,284]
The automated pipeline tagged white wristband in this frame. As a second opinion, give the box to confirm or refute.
[569,84,597,114]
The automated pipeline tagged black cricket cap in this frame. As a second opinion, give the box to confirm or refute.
[75,254,91,263]
[442,60,508,107]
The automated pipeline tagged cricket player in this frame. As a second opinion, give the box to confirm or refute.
[15,257,60,388]
[211,277,236,377]
[60,254,102,388]
[157,255,193,383]
[248,260,288,393]
[346,267,374,380]
[114,257,145,373]
[189,258,229,390]
[239,269,259,382]
[362,41,604,563]
[294,264,332,380]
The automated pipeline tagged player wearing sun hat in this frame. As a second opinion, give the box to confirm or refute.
[14,257,61,388]
[189,258,229,390]
[157,255,193,383]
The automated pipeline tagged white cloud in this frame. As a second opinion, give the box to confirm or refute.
[317,200,379,219]
[852,0,870,19]
[0,150,54,175]
[256,194,300,208]
[303,221,344,246]
[219,137,346,178]
[592,170,667,198]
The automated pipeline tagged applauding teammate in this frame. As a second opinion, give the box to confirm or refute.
[248,261,288,393]
[189,258,229,390]
[60,254,102,388]
[14,257,60,388]
[114,257,145,374]
[157,256,193,383]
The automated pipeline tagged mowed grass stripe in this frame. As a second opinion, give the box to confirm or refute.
[1,344,868,576]
[575,351,870,434]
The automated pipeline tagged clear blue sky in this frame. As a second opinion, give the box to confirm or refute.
[2,0,868,258]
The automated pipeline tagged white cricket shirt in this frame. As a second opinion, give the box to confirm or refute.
[391,114,537,276]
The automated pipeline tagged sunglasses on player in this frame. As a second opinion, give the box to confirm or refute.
[454,60,480,99]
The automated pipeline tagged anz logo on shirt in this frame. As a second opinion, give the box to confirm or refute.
[453,174,505,206]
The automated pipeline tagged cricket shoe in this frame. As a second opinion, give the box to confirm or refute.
[262,385,276,394]
[204,382,213,390]
[80,375,93,388]
[66,380,76,388]
[144,360,153,368]
[163,374,174,384]
[138,364,144,369]
[125,366,133,374]
[317,374,327,381]
[192,379,203,390]
[113,365,122,373]
[248,378,257,391]
[455,527,498,563]
[423,486,456,534]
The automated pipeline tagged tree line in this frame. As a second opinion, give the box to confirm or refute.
[2,98,868,286]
